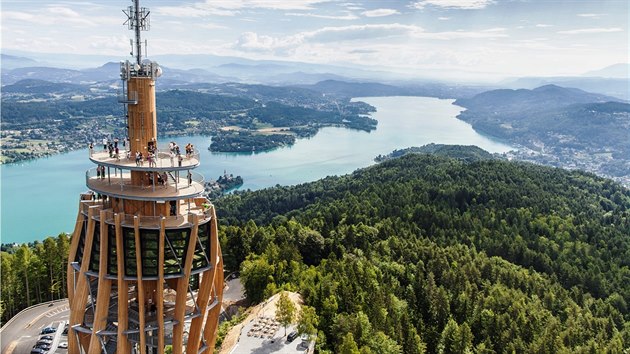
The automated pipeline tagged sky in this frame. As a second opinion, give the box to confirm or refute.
[1,0,628,79]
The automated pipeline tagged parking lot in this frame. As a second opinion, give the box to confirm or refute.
[1,300,69,354]
[229,320,311,354]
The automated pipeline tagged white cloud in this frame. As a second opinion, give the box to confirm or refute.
[232,23,512,56]
[411,0,495,10]
[48,7,82,18]
[154,5,235,17]
[155,0,339,18]
[577,13,603,18]
[286,12,359,20]
[304,24,421,42]
[2,7,115,27]
[2,11,36,22]
[535,24,553,28]
[558,27,622,34]
[415,29,508,40]
[361,9,400,17]
[198,23,228,30]
[233,24,420,53]
[438,17,451,20]
[482,27,506,32]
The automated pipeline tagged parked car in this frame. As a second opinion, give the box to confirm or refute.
[37,339,52,345]
[287,331,299,342]
[58,342,68,349]
[34,343,51,350]
[40,335,53,341]
[30,348,46,354]
[40,327,56,334]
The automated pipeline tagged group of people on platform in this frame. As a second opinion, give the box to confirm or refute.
[147,171,169,187]
[90,138,196,169]
[95,165,106,179]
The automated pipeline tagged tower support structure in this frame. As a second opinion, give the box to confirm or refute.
[67,2,223,353]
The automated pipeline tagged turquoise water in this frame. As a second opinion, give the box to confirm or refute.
[0,96,513,243]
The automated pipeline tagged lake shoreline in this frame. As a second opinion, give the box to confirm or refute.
[1,96,514,244]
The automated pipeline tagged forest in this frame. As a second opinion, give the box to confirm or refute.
[2,152,629,353]
[1,234,70,324]
[216,153,630,353]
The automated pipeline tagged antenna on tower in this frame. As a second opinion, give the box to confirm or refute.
[123,0,150,65]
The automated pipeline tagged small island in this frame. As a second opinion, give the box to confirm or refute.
[205,171,244,199]
[209,130,296,153]
[208,101,377,153]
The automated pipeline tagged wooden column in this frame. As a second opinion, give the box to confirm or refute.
[157,218,166,354]
[87,210,112,354]
[203,209,224,351]
[172,215,199,354]
[116,213,131,354]
[186,220,214,353]
[68,206,98,354]
[67,200,86,306]
[134,216,147,354]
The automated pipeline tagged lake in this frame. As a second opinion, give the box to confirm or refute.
[0,96,513,243]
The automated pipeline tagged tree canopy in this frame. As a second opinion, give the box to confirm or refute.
[220,153,630,353]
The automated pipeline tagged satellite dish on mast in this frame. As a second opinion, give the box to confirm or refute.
[154,64,162,78]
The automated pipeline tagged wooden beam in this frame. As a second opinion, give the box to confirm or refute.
[186,220,214,353]
[134,216,147,354]
[87,210,112,354]
[67,200,86,306]
[203,207,224,351]
[68,206,97,354]
[157,217,166,354]
[172,214,199,354]
[116,213,131,354]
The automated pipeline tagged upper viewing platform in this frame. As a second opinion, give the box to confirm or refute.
[89,145,200,172]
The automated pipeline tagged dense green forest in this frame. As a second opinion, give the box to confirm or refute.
[216,153,630,353]
[375,143,496,163]
[1,234,70,324]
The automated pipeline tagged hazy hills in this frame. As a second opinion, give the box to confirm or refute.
[455,85,630,183]
[455,84,619,114]
[501,64,630,101]
[454,85,628,147]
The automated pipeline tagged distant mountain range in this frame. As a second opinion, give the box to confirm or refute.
[500,63,630,100]
[582,63,630,78]
[1,54,39,70]
[501,76,629,101]
[455,84,618,114]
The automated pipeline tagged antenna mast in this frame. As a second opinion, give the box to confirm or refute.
[123,0,150,65]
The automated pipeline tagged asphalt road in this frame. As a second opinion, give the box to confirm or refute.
[223,277,244,303]
[1,299,69,354]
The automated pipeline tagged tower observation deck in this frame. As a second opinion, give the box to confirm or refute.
[66,1,224,353]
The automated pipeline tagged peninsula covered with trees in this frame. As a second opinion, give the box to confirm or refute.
[1,79,376,163]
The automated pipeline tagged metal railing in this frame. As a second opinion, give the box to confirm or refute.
[85,168,205,194]
[89,145,201,170]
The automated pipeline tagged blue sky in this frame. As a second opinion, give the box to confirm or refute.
[2,0,628,79]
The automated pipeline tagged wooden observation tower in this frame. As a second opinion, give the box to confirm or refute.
[66,1,224,353]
